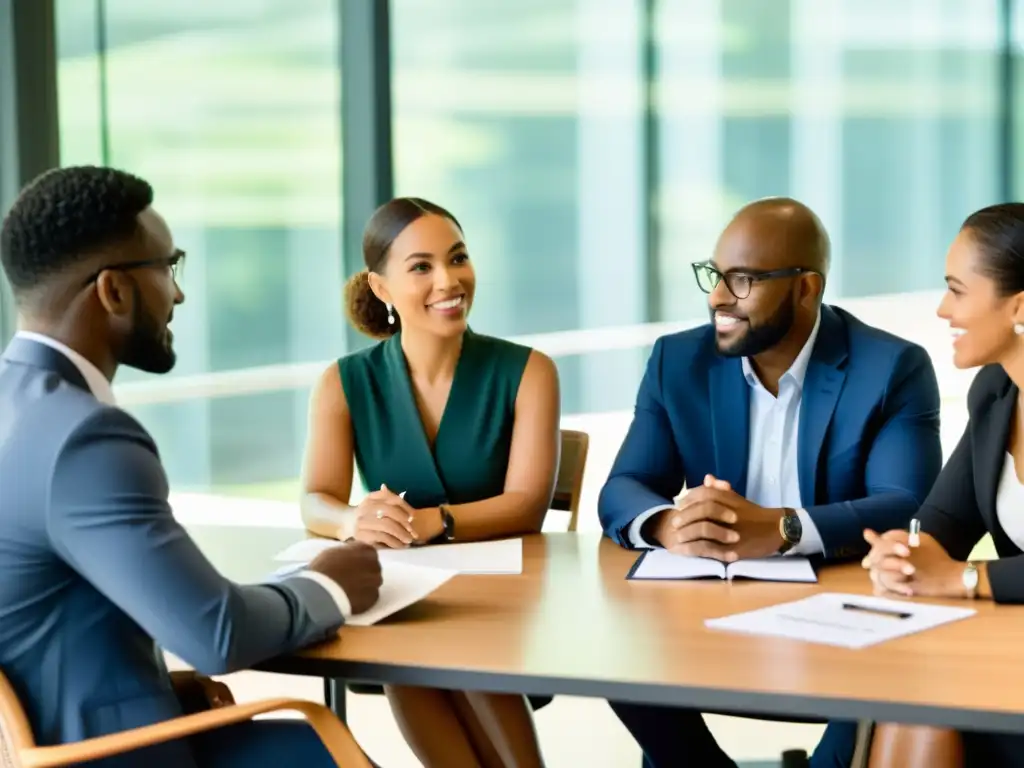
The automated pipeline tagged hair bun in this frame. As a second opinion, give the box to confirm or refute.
[344,269,399,339]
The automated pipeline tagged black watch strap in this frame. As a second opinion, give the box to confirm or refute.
[439,504,455,541]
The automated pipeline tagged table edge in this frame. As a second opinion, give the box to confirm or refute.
[255,656,1024,735]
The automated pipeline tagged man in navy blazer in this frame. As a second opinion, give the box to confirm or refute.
[600,198,943,768]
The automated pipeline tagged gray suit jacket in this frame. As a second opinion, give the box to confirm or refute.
[0,336,344,767]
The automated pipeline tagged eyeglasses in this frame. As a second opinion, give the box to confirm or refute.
[86,250,186,285]
[691,261,818,300]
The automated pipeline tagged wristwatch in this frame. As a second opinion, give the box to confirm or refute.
[777,508,802,554]
[439,504,456,542]
[963,561,979,599]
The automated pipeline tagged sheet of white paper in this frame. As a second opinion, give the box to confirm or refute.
[346,561,456,627]
[629,550,725,580]
[379,539,522,574]
[705,592,975,649]
[725,557,817,583]
[274,538,523,575]
[274,538,344,563]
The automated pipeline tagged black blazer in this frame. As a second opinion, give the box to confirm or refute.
[918,364,1024,604]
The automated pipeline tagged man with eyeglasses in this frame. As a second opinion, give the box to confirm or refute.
[0,166,383,767]
[599,198,943,768]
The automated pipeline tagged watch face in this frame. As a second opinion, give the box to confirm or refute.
[783,513,802,543]
[963,565,979,589]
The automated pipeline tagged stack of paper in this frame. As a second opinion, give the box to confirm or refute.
[273,537,523,575]
[705,592,975,649]
[345,561,456,626]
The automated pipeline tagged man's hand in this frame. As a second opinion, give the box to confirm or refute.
[352,484,418,549]
[308,540,383,614]
[650,475,785,561]
[862,529,965,599]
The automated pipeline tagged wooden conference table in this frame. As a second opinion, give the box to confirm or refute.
[191,526,1024,735]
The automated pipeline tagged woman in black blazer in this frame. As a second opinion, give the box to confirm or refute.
[862,202,1024,767]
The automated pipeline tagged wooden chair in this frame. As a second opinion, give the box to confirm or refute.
[0,670,371,768]
[553,429,590,533]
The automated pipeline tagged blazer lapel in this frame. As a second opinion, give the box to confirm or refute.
[975,382,1016,551]
[709,357,750,495]
[798,309,848,506]
[1,336,91,395]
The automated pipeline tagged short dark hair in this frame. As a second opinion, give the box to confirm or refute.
[344,197,462,338]
[962,202,1024,297]
[0,165,154,294]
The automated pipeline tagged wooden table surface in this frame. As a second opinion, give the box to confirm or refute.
[191,526,1024,734]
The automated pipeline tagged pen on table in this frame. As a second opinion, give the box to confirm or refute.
[908,518,920,549]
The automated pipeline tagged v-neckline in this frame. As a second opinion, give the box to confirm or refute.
[388,330,472,459]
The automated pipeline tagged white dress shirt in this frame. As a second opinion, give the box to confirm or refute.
[628,313,825,555]
[997,453,1024,552]
[14,331,353,618]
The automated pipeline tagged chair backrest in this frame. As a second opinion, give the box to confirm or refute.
[0,670,35,768]
[551,430,590,532]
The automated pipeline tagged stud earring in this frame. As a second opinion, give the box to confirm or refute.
[1015,323,1024,335]
[386,303,395,325]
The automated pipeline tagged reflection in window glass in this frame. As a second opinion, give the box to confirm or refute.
[392,0,650,415]
[55,0,344,494]
[656,0,1001,320]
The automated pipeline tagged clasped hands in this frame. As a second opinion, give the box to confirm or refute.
[861,528,969,599]
[651,475,785,560]
[350,484,445,548]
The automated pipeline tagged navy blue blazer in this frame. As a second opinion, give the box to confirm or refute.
[599,305,943,560]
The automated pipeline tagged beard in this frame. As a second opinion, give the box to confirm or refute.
[119,284,177,374]
[713,295,795,358]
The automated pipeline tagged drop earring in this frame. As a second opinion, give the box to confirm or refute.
[386,303,395,325]
[1015,323,1024,335]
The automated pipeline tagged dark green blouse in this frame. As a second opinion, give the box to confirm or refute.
[338,330,532,510]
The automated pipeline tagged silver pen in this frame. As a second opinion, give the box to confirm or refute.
[908,518,921,548]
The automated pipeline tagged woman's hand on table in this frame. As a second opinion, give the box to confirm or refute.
[862,528,966,599]
[410,506,445,543]
[351,485,418,548]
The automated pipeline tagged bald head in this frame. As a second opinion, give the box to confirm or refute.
[702,197,830,360]
[723,197,830,275]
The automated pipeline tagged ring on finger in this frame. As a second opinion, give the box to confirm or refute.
[376,509,384,520]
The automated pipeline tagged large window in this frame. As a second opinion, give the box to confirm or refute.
[391,0,651,416]
[56,0,345,498]
[656,0,1002,320]
[43,0,1019,505]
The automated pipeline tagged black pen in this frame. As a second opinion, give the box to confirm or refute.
[841,602,912,620]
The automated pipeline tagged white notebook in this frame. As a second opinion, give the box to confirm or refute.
[627,548,817,583]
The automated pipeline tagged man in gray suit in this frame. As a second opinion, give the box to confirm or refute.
[0,166,382,767]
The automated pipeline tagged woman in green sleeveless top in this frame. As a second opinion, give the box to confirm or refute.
[300,198,560,768]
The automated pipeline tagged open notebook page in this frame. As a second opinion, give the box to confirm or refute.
[627,550,726,580]
[628,549,816,582]
[726,557,817,582]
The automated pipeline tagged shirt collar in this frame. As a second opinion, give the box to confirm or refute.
[14,331,116,406]
[741,310,822,391]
